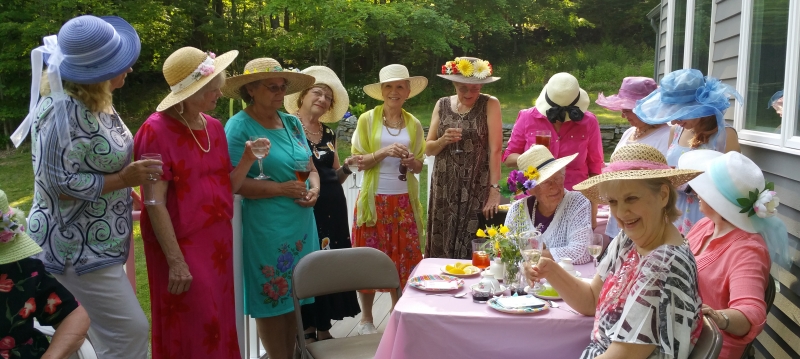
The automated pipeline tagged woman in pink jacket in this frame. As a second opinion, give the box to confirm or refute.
[679,150,789,359]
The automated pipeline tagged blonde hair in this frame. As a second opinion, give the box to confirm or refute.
[41,70,113,113]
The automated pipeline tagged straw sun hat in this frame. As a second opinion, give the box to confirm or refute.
[362,64,428,101]
[156,47,239,111]
[573,143,703,203]
[517,145,578,186]
[283,66,349,123]
[437,57,501,84]
[222,58,316,100]
[535,72,590,123]
[0,189,42,265]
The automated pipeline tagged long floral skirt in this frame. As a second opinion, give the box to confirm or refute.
[352,193,422,293]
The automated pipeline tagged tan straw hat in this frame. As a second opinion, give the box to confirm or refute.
[573,143,703,203]
[362,64,428,101]
[0,189,42,265]
[535,72,590,119]
[517,145,578,186]
[437,57,501,84]
[156,47,239,112]
[222,58,316,99]
[283,66,349,123]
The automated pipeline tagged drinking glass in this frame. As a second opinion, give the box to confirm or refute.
[519,230,544,292]
[250,136,269,180]
[589,234,604,267]
[535,130,551,150]
[452,119,464,154]
[140,153,163,206]
[294,160,312,182]
[345,157,360,189]
[471,239,490,269]
[398,154,408,181]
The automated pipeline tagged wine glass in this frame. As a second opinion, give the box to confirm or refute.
[589,234,604,267]
[250,136,269,180]
[346,156,361,189]
[519,230,544,293]
[294,160,312,183]
[140,153,163,205]
[453,118,464,154]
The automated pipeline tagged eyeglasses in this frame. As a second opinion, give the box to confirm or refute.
[261,83,289,93]
[309,89,333,102]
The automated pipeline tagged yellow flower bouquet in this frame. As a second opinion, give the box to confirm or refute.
[476,225,523,286]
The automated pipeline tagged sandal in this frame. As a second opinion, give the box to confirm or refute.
[303,332,317,343]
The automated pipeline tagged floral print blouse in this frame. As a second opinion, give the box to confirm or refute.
[1,258,80,359]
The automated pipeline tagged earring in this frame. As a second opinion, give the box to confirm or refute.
[177,102,184,115]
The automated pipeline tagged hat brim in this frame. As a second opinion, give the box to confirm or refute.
[573,169,704,204]
[157,50,239,112]
[363,76,428,101]
[678,150,756,233]
[525,153,578,188]
[595,93,637,112]
[221,71,316,100]
[436,74,501,84]
[535,87,590,116]
[59,16,142,85]
[0,232,42,265]
[284,68,349,123]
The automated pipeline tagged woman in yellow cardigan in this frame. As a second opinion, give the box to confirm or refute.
[350,64,427,335]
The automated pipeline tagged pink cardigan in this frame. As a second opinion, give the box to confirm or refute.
[686,218,770,359]
[502,107,604,190]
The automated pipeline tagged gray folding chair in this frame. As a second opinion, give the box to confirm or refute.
[740,274,777,359]
[292,247,400,359]
[689,316,723,359]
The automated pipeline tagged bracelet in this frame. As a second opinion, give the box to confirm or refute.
[371,153,377,163]
[719,311,730,331]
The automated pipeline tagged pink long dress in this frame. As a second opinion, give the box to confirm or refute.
[134,112,240,358]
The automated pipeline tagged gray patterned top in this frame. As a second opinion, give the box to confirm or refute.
[27,94,133,275]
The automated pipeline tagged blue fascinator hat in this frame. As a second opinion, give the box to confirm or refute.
[633,69,742,149]
[767,90,783,109]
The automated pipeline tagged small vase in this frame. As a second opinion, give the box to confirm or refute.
[492,257,505,281]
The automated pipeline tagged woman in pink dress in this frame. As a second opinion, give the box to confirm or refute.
[134,47,259,358]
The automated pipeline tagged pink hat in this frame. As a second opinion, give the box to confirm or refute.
[595,77,657,111]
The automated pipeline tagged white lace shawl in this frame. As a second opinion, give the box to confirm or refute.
[505,190,593,264]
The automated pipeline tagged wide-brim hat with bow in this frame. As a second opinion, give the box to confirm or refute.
[596,76,658,111]
[436,57,501,84]
[362,64,428,101]
[156,47,239,112]
[573,143,703,203]
[222,58,316,100]
[284,66,349,123]
[535,73,590,123]
[0,189,42,265]
[517,145,578,187]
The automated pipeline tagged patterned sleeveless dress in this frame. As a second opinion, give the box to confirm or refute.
[425,94,491,259]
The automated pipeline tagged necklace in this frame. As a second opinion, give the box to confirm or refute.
[456,98,473,116]
[632,126,653,141]
[383,115,403,136]
[177,111,211,153]
[297,114,323,145]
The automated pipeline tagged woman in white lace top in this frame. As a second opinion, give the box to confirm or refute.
[504,145,593,264]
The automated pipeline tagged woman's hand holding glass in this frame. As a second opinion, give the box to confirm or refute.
[519,231,544,291]
[119,158,164,187]
[381,143,410,159]
[440,127,462,144]
[524,257,559,288]
[250,136,271,180]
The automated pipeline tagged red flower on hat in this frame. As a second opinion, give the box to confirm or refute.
[0,274,13,293]
[19,298,36,318]
[45,292,62,314]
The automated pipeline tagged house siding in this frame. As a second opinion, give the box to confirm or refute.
[659,0,669,80]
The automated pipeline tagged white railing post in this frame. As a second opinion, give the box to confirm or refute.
[232,195,247,359]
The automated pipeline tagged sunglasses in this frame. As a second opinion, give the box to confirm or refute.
[261,83,289,93]
[398,163,407,181]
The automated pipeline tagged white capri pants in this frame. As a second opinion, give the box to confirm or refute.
[54,262,149,359]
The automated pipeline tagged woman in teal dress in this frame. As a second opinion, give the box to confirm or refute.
[223,58,318,359]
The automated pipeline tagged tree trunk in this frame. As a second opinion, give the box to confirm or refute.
[213,0,223,17]
[283,8,290,31]
[325,41,334,67]
[270,14,280,29]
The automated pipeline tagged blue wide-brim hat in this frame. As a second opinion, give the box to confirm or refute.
[54,15,141,84]
[768,90,783,109]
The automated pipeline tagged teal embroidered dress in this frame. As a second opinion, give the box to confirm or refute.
[225,111,318,318]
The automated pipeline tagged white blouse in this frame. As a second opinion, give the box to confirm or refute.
[505,190,593,264]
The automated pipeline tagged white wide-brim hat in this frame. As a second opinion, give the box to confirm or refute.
[284,66,349,123]
[678,150,766,233]
[535,72,590,115]
[363,64,428,101]
[517,145,578,186]
[222,58,316,100]
[156,47,239,112]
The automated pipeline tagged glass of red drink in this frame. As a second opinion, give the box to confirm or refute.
[471,239,490,269]
[535,130,551,149]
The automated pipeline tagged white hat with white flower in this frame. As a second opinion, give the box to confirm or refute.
[678,150,790,266]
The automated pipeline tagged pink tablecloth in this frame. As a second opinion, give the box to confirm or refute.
[375,258,597,359]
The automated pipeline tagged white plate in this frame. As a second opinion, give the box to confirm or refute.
[525,285,562,300]
[487,297,549,314]
[440,265,482,277]
[408,274,465,292]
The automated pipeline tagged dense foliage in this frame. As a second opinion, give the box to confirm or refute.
[0,0,660,147]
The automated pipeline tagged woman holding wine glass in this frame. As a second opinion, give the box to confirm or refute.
[424,57,504,260]
[223,57,320,359]
[350,64,427,335]
[283,66,361,343]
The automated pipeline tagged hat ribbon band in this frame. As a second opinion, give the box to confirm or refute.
[11,35,71,151]
[707,159,745,207]
[536,158,556,171]
[602,160,671,173]
[545,92,584,123]
[617,87,649,101]
[170,56,215,93]
[658,88,697,104]
[62,31,121,66]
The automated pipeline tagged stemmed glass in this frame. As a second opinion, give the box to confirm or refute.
[141,153,163,205]
[452,117,464,154]
[519,230,544,293]
[346,157,360,189]
[250,136,269,180]
[589,234,604,267]
[294,160,312,183]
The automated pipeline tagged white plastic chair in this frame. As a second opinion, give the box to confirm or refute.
[33,320,97,359]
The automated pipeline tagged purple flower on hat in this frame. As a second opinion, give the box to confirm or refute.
[523,179,537,190]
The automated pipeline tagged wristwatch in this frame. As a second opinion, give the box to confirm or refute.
[341,163,353,175]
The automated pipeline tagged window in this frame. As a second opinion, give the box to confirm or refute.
[691,0,712,74]
[671,0,687,71]
[743,0,788,134]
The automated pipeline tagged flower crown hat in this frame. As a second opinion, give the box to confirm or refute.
[534,72,590,124]
[510,145,578,196]
[362,64,428,101]
[678,150,790,267]
[222,58,316,100]
[11,15,141,150]
[633,69,742,149]
[437,57,501,84]
[283,66,350,123]
[596,77,658,111]
[573,143,703,204]
[0,189,42,265]
[157,47,239,111]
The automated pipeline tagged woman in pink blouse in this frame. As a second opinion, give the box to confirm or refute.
[679,150,790,359]
[503,72,604,190]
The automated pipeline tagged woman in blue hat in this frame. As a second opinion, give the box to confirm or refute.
[11,15,155,359]
[633,69,742,235]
